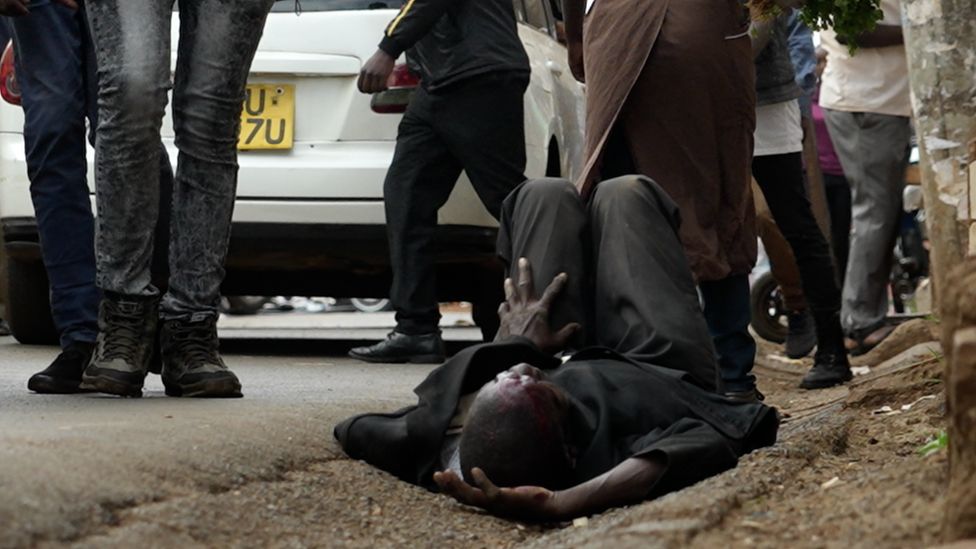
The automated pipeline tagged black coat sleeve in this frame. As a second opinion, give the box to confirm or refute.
[378,0,453,58]
[629,418,744,498]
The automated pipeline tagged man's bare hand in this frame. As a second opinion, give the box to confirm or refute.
[495,258,580,354]
[567,40,584,83]
[0,0,77,15]
[0,0,30,16]
[434,468,563,521]
[357,49,396,94]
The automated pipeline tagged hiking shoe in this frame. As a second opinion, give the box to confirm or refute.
[28,342,95,394]
[723,387,766,403]
[160,316,242,398]
[800,350,853,389]
[81,295,159,397]
[784,310,817,359]
[349,331,445,364]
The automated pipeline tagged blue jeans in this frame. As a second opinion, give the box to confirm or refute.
[9,1,173,348]
[700,274,756,393]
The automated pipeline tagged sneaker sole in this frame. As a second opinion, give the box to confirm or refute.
[163,378,243,398]
[348,351,445,364]
[80,373,143,398]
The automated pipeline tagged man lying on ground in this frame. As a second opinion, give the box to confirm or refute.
[335,176,780,521]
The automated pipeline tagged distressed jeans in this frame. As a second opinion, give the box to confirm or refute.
[86,0,273,319]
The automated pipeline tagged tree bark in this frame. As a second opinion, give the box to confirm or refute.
[902,0,976,541]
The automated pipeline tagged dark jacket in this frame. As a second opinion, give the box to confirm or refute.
[378,0,530,91]
[755,14,802,106]
[335,341,780,494]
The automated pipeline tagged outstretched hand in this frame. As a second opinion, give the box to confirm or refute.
[495,258,581,354]
[0,0,76,16]
[433,468,563,521]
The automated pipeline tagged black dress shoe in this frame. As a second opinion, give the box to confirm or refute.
[349,331,446,364]
[28,342,95,394]
[800,350,853,390]
[723,387,765,403]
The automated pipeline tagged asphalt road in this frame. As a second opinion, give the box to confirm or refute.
[0,315,487,548]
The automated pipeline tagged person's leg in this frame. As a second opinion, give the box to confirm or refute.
[496,179,589,345]
[753,152,851,388]
[81,0,173,397]
[698,275,754,395]
[11,5,100,393]
[823,173,851,282]
[825,110,910,345]
[156,0,273,397]
[588,176,720,392]
[349,88,461,363]
[11,6,99,350]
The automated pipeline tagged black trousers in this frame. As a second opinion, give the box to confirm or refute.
[385,72,528,334]
[497,176,720,392]
[823,173,852,283]
[752,153,841,315]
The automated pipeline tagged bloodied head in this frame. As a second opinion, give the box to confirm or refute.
[458,363,576,489]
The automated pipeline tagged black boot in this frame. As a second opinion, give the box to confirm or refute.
[27,342,95,394]
[784,310,816,359]
[349,331,445,364]
[160,315,242,398]
[800,310,852,390]
[81,294,159,397]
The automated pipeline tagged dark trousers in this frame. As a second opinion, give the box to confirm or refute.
[823,173,852,283]
[385,72,528,334]
[10,3,173,348]
[603,126,754,392]
[752,152,842,316]
[497,177,720,392]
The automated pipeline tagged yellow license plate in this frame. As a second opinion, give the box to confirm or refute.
[238,84,294,150]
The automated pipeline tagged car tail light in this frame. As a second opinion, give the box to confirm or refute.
[370,64,420,114]
[0,40,21,106]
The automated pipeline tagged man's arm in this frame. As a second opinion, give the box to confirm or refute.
[835,24,903,48]
[358,0,452,93]
[562,0,584,82]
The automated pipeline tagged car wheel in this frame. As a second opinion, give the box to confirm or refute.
[222,296,269,316]
[4,258,58,345]
[749,271,787,344]
[349,298,392,313]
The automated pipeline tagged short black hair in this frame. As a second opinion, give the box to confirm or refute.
[458,389,573,489]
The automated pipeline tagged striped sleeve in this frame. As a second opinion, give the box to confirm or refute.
[378,0,453,58]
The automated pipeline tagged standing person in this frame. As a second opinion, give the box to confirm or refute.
[349,0,530,364]
[820,0,911,356]
[750,13,851,389]
[80,0,275,398]
[1,0,173,394]
[563,0,761,401]
[813,48,851,279]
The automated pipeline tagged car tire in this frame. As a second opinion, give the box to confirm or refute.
[4,258,58,345]
[349,298,393,313]
[222,296,268,316]
[749,271,788,344]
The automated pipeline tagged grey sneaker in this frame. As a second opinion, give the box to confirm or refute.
[160,316,242,398]
[81,295,159,397]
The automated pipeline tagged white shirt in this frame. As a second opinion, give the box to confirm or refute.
[819,0,911,117]
[754,99,803,157]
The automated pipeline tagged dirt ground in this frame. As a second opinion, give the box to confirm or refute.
[60,320,950,548]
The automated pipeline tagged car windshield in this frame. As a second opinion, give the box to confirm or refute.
[271,0,403,11]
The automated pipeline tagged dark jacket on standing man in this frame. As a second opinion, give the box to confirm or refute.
[377,0,530,91]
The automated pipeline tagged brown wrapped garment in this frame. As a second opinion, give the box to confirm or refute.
[577,0,758,282]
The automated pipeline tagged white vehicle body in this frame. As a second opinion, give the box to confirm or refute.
[0,0,584,342]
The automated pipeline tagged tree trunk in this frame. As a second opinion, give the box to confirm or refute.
[902,0,976,541]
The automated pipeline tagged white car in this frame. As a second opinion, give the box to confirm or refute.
[0,0,584,344]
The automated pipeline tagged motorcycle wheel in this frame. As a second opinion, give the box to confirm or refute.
[750,271,788,344]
